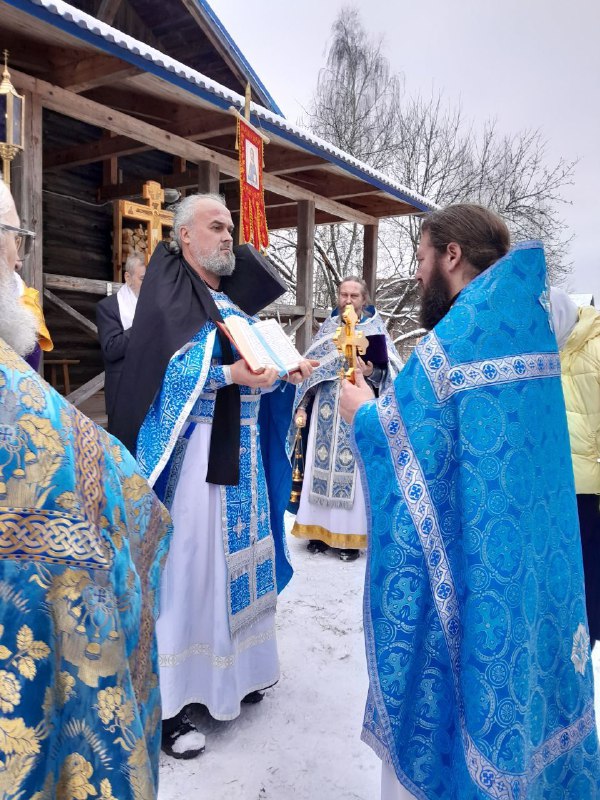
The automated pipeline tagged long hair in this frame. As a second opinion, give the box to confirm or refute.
[422,204,510,274]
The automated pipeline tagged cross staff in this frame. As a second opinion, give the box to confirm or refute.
[334,304,367,384]
[113,180,173,280]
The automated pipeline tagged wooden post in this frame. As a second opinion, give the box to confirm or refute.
[296,200,315,353]
[197,160,220,194]
[15,91,43,295]
[363,222,379,303]
[103,156,119,186]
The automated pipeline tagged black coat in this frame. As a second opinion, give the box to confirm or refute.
[96,293,130,426]
[109,244,240,485]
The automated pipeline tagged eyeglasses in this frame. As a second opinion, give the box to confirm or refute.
[0,222,36,259]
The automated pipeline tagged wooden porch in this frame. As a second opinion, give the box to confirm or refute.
[1,0,432,423]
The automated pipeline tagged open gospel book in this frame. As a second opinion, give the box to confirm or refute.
[217,317,304,377]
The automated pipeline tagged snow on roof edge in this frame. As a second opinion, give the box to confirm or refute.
[22,0,437,213]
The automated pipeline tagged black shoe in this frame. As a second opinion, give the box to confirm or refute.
[339,549,359,562]
[162,709,206,759]
[307,539,329,554]
[242,690,265,704]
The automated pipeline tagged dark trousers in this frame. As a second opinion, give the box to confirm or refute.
[577,494,600,648]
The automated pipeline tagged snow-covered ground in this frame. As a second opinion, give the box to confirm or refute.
[158,516,600,800]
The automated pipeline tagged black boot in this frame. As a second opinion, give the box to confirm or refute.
[161,707,206,759]
[242,690,265,704]
[338,548,359,562]
[307,539,329,554]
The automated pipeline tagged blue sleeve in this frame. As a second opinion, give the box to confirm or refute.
[205,365,232,391]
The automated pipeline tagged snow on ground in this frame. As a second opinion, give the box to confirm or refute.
[159,515,600,800]
[158,515,379,800]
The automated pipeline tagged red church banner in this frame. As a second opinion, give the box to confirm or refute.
[237,117,269,250]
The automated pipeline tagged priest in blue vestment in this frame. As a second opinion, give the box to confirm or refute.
[0,178,171,799]
[289,277,403,561]
[112,193,315,759]
[341,204,600,799]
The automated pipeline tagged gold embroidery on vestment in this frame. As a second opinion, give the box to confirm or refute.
[0,509,111,569]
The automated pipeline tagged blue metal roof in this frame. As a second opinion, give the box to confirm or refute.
[6,0,435,214]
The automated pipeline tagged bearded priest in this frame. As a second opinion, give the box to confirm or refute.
[341,204,600,800]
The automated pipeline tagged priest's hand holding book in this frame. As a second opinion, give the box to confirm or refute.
[219,317,318,387]
[229,357,317,388]
[229,359,280,388]
[284,358,319,384]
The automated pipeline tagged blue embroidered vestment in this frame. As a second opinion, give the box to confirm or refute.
[137,291,293,635]
[288,307,403,509]
[353,243,600,798]
[0,339,171,799]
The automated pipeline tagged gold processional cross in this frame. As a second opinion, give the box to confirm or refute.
[113,180,174,281]
[290,303,366,505]
[334,304,367,384]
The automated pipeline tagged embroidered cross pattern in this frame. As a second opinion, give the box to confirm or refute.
[417,332,560,402]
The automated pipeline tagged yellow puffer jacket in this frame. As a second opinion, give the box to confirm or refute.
[560,306,600,494]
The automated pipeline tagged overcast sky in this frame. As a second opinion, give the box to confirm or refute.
[211,0,599,301]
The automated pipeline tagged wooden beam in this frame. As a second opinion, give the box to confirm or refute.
[47,133,149,170]
[50,55,141,93]
[45,123,236,170]
[102,131,120,187]
[330,190,382,202]
[43,290,98,339]
[282,315,308,337]
[45,273,121,295]
[103,155,119,186]
[262,304,328,322]
[66,372,105,407]
[98,171,186,202]
[363,223,379,301]
[344,196,418,217]
[16,91,43,295]
[97,157,234,201]
[295,200,315,352]
[197,160,220,194]
[265,152,326,175]
[85,86,180,122]
[267,206,341,231]
[12,71,376,225]
[284,169,384,202]
[96,0,122,24]
[98,0,164,52]
[41,273,329,324]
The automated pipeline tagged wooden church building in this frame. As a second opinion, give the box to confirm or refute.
[1,0,434,418]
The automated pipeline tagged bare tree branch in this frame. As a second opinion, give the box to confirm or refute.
[269,8,576,356]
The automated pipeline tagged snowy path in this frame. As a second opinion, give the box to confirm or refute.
[158,516,600,800]
[158,517,379,800]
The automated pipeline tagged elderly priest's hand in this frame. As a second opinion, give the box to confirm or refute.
[230,359,279,388]
[284,358,319,384]
[340,368,375,424]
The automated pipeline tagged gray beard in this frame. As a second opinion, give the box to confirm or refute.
[0,271,38,357]
[202,249,235,277]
